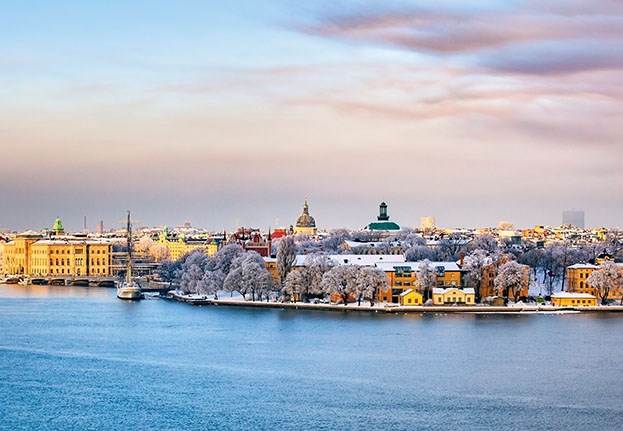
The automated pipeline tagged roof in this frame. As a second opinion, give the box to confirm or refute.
[400,288,421,297]
[433,287,475,295]
[293,254,405,267]
[568,263,599,269]
[551,292,596,299]
[376,261,462,272]
[365,221,401,231]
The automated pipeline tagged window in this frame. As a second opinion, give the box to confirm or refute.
[408,299,412,304]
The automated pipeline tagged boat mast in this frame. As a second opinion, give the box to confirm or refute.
[126,210,132,285]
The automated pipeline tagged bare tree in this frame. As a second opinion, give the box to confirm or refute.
[463,249,488,303]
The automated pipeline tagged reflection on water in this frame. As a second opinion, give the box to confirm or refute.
[0,283,112,298]
[1,285,623,430]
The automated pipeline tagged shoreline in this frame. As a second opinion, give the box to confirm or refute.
[168,292,623,314]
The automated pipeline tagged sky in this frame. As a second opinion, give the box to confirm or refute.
[1,0,622,232]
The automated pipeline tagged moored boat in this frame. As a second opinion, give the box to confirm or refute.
[117,210,143,301]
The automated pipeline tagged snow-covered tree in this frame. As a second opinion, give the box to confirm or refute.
[356,267,387,306]
[137,236,155,253]
[415,260,437,301]
[277,236,296,287]
[468,235,500,256]
[586,261,623,305]
[405,245,433,262]
[179,251,214,294]
[149,243,170,262]
[283,270,305,302]
[494,260,527,303]
[463,249,489,302]
[321,265,358,305]
[157,259,180,287]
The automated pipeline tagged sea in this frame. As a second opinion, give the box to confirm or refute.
[1,284,622,431]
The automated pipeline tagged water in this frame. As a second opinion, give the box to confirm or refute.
[1,284,622,430]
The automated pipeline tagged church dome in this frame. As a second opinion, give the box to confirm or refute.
[52,217,65,234]
[296,200,316,228]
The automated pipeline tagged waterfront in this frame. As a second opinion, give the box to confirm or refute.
[1,285,623,430]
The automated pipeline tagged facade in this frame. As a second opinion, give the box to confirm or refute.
[294,201,317,235]
[157,230,217,260]
[567,262,623,300]
[2,233,112,277]
[399,289,423,306]
[566,263,599,295]
[432,287,476,305]
[376,261,464,303]
[29,239,112,276]
[551,292,597,307]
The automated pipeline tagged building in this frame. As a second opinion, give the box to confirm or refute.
[562,209,585,229]
[29,239,112,276]
[157,228,218,261]
[364,202,401,232]
[294,200,317,235]
[551,292,597,307]
[432,287,476,305]
[566,263,599,295]
[399,289,423,306]
[375,261,465,303]
[2,225,113,277]
[566,262,623,300]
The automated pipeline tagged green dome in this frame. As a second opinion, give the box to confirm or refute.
[366,221,401,231]
[52,217,64,234]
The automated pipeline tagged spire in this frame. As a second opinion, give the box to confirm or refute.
[303,200,309,215]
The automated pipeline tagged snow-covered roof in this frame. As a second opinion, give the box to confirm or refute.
[375,261,462,272]
[551,292,596,299]
[433,287,475,295]
[400,288,418,297]
[567,263,599,269]
[343,240,402,248]
[294,254,405,267]
[33,239,110,245]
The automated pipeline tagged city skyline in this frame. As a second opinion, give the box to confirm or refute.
[1,1,622,231]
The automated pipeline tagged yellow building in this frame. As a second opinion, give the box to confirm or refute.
[399,289,423,306]
[432,287,476,305]
[294,200,317,236]
[376,262,464,303]
[30,239,112,276]
[2,232,43,275]
[157,231,218,261]
[2,234,112,277]
[551,292,597,307]
[566,263,599,295]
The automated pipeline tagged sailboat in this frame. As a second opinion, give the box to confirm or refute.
[117,210,144,300]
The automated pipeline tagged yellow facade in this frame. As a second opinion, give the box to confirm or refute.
[377,263,464,303]
[158,234,217,261]
[432,288,475,306]
[551,293,597,307]
[566,265,598,296]
[399,289,423,306]
[2,236,112,277]
[2,235,42,275]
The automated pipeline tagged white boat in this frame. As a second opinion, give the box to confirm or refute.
[117,210,143,301]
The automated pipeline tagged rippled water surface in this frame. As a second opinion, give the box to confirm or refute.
[1,284,622,430]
